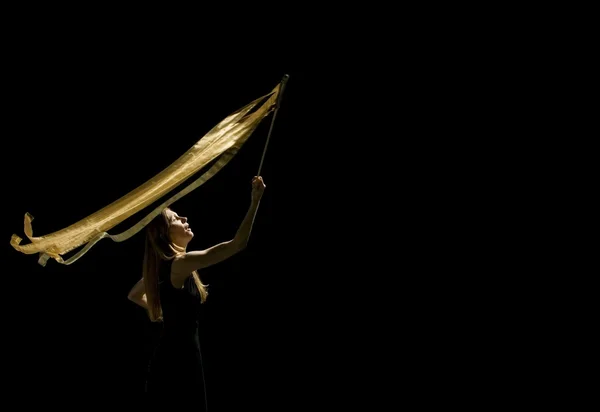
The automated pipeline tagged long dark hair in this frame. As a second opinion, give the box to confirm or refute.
[142,208,208,322]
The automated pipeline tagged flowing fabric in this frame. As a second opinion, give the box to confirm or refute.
[10,82,281,266]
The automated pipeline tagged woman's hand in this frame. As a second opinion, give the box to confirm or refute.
[251,176,266,202]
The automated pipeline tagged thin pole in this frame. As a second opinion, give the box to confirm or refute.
[257,74,289,176]
[248,75,289,244]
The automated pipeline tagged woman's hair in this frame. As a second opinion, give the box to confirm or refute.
[142,207,208,322]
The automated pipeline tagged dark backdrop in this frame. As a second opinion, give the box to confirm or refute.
[1,52,351,408]
[1,25,494,409]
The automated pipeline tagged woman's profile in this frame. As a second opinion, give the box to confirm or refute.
[127,175,266,405]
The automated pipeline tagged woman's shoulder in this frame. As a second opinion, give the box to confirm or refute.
[168,256,188,289]
[157,258,176,283]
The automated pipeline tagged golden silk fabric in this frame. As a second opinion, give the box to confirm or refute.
[11,83,281,266]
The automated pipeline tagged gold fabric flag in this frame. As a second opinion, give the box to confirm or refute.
[11,82,281,266]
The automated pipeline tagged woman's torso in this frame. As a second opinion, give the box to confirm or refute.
[146,260,206,394]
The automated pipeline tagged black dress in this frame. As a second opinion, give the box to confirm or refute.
[145,259,207,407]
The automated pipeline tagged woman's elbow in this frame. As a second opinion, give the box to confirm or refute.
[128,289,143,303]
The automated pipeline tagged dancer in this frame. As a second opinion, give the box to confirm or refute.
[127,176,266,405]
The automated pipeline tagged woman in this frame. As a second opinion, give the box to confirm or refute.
[127,176,266,403]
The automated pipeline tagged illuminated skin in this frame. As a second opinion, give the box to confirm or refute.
[128,176,266,301]
[166,210,193,249]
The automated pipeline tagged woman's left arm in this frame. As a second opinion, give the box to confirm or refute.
[127,277,148,310]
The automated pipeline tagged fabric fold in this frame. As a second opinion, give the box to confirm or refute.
[11,82,281,266]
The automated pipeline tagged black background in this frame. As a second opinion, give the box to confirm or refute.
[1,48,373,407]
[0,15,522,408]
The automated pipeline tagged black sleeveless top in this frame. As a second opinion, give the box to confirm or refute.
[145,259,207,404]
[158,259,203,337]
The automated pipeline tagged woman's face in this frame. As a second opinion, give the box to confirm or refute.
[165,209,193,248]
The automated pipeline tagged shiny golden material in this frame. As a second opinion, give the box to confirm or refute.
[11,83,280,266]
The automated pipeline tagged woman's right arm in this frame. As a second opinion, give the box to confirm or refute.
[171,176,266,287]
[127,278,148,310]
